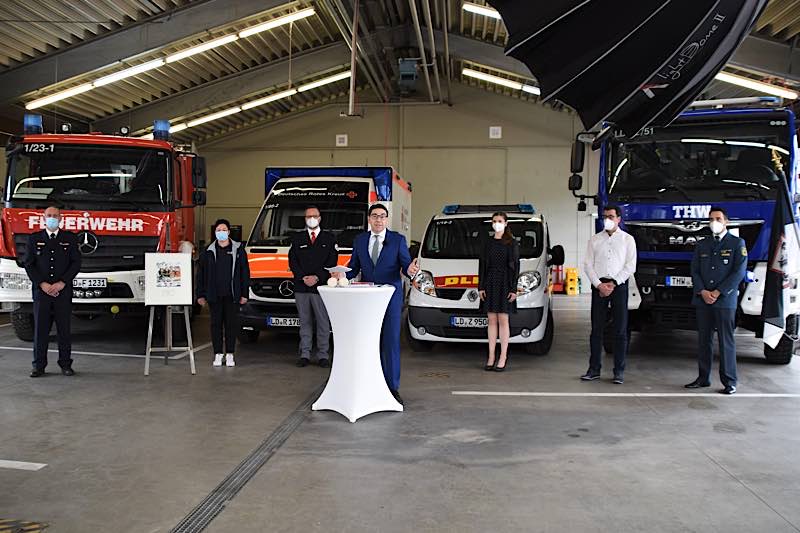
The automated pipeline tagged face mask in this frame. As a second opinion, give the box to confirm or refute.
[492,222,506,233]
[45,217,59,231]
[709,220,724,235]
[306,217,319,229]
[215,230,229,242]
[603,218,617,232]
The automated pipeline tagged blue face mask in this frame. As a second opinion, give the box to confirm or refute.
[215,230,229,242]
[45,217,59,231]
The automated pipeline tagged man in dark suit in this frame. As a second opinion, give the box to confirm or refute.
[289,205,338,368]
[24,206,81,377]
[343,203,419,405]
[686,207,747,395]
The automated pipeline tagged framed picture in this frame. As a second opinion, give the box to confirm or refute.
[145,252,193,306]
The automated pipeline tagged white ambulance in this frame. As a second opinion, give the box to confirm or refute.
[407,204,564,353]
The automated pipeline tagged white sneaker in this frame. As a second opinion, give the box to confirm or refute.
[225,353,235,367]
[213,353,224,367]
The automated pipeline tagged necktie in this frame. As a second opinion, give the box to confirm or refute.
[310,231,316,244]
[371,234,380,265]
[714,236,720,243]
[49,233,55,240]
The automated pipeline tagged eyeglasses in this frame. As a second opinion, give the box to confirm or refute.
[369,214,388,220]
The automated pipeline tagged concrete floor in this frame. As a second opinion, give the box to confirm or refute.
[1,295,799,533]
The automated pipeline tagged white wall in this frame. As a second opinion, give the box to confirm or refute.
[199,84,596,283]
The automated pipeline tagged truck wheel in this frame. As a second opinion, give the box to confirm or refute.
[238,329,260,343]
[526,310,554,355]
[764,314,797,365]
[11,311,34,342]
[603,321,631,354]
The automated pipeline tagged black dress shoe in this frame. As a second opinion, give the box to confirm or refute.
[684,379,711,389]
[61,367,75,376]
[494,361,507,372]
[484,360,496,371]
[719,385,737,395]
[296,358,309,368]
[391,390,404,405]
[318,358,330,368]
[30,369,45,378]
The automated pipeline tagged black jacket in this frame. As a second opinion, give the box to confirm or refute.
[478,236,520,294]
[196,240,250,303]
[288,230,338,294]
[23,230,81,299]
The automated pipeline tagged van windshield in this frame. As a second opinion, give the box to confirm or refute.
[248,181,369,248]
[422,217,544,259]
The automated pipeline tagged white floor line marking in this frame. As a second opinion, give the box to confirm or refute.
[0,342,212,360]
[0,459,47,471]
[452,391,800,398]
[0,323,11,328]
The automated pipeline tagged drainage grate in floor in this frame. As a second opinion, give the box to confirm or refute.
[170,382,325,533]
[0,519,48,532]
[419,371,450,379]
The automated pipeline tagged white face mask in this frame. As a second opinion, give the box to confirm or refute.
[492,222,506,233]
[306,217,319,229]
[603,218,617,232]
[709,220,724,235]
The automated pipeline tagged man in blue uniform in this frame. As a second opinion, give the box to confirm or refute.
[685,207,747,394]
[344,203,419,405]
[24,206,81,377]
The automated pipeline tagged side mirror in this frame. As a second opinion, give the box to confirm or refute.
[409,240,421,258]
[192,156,207,189]
[192,190,207,206]
[570,140,585,174]
[548,245,565,267]
[568,174,583,191]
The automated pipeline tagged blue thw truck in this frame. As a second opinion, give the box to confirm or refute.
[569,97,800,364]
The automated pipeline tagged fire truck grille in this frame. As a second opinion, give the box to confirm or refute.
[14,234,160,273]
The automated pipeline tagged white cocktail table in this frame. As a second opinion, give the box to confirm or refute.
[312,285,403,422]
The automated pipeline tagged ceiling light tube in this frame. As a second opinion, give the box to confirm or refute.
[26,83,94,110]
[297,71,352,92]
[166,34,240,63]
[681,138,725,144]
[463,68,535,92]
[714,72,798,100]
[521,84,541,95]
[241,88,298,110]
[462,2,502,19]
[93,59,166,87]
[239,7,316,38]
[169,123,189,133]
[187,106,242,127]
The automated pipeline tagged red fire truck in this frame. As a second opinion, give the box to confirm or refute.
[1,116,206,340]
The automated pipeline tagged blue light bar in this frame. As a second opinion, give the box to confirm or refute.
[442,204,460,214]
[153,119,171,141]
[23,114,43,134]
[517,203,535,214]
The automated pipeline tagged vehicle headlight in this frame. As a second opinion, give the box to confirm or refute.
[413,270,436,297]
[0,272,32,291]
[517,271,542,294]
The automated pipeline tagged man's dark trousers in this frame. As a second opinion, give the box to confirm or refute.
[589,281,628,375]
[33,290,72,371]
[696,305,737,387]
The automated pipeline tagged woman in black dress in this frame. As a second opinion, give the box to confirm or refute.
[478,212,520,371]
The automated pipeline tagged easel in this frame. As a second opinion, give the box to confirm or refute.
[144,305,196,376]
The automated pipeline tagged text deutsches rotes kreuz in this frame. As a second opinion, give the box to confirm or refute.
[27,214,146,232]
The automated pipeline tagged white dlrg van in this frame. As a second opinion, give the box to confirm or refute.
[407,204,564,354]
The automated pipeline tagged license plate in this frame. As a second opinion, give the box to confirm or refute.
[73,278,107,289]
[450,316,488,328]
[666,276,692,288]
[267,316,300,327]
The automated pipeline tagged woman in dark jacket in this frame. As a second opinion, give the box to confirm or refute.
[196,219,250,367]
[478,212,520,372]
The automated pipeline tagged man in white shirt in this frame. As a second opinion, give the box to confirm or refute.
[581,205,637,384]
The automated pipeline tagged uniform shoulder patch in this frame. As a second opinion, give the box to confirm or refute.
[741,246,748,256]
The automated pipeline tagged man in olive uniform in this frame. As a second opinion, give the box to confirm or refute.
[24,206,81,377]
[685,207,747,394]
